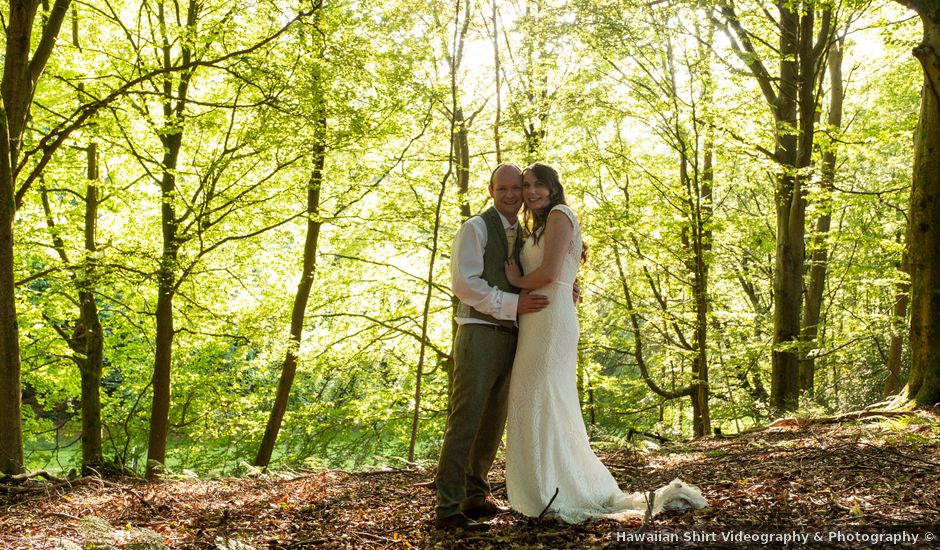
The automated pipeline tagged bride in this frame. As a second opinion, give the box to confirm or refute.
[504,163,707,523]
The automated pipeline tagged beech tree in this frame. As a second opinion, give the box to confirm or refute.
[0,0,73,475]
[39,144,106,473]
[894,0,940,408]
[798,33,844,399]
[714,0,839,412]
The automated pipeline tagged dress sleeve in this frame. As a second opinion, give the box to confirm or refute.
[550,204,579,233]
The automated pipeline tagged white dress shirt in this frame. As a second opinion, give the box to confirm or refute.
[451,211,520,325]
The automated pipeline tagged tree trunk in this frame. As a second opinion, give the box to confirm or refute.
[678,147,711,438]
[146,132,182,478]
[576,347,596,426]
[255,127,326,469]
[885,273,910,397]
[412,0,469,461]
[0,195,23,475]
[145,0,198,479]
[449,0,471,219]
[800,32,843,399]
[689,17,715,438]
[0,0,73,475]
[40,163,104,472]
[899,1,940,408]
[770,4,821,413]
[65,0,104,474]
[0,83,22,474]
[77,290,104,473]
[410,165,449,463]
[690,133,713,438]
[719,2,833,413]
[521,1,547,159]
[491,0,502,164]
[78,143,104,472]
[454,108,471,219]
[769,3,802,413]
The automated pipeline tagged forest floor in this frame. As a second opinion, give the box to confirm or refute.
[2,412,940,549]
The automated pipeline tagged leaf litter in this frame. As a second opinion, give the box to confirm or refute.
[2,412,938,549]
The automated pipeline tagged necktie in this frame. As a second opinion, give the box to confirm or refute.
[506,225,517,256]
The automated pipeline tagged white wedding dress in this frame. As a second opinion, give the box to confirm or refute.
[505,204,707,523]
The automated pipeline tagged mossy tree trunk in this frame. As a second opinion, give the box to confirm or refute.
[897,0,940,408]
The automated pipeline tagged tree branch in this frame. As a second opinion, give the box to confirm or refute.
[29,0,73,85]
[13,4,321,207]
[713,1,778,107]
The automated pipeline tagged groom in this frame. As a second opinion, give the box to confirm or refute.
[434,162,550,531]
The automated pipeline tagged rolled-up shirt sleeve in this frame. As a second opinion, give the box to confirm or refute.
[451,218,519,322]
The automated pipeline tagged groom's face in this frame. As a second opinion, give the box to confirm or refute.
[489,166,523,220]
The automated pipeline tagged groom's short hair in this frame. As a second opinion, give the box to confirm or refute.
[488,162,522,187]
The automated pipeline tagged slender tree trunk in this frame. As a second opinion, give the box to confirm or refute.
[679,149,711,437]
[800,32,843,398]
[688,17,715,438]
[71,2,79,47]
[145,0,198,479]
[147,132,182,478]
[690,133,713,438]
[410,165,449,463]
[412,0,468,462]
[576,348,595,425]
[770,4,802,413]
[40,162,104,472]
[255,127,326,469]
[587,387,595,425]
[576,349,596,425]
[77,289,104,473]
[491,0,502,164]
[898,1,940,407]
[0,101,21,474]
[449,0,471,219]
[78,143,104,472]
[443,0,470,418]
[455,108,471,219]
[67,0,104,474]
[449,101,467,378]
[521,1,547,159]
[885,268,910,397]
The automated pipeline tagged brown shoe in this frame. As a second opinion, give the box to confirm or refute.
[434,512,491,531]
[461,497,510,519]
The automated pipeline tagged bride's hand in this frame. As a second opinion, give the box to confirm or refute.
[505,257,522,287]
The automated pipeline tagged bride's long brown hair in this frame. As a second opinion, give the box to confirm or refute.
[522,163,587,262]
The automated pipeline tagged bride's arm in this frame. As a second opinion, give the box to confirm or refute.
[506,209,574,290]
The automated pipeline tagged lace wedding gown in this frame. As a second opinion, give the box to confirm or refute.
[505,204,707,523]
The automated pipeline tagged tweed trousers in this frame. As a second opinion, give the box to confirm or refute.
[434,323,516,517]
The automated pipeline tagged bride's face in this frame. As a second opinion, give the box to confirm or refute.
[523,171,551,212]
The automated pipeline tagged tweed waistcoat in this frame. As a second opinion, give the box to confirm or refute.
[455,206,521,327]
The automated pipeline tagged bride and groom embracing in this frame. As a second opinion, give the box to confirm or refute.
[434,162,707,531]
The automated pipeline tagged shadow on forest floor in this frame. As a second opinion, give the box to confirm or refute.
[2,412,939,549]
